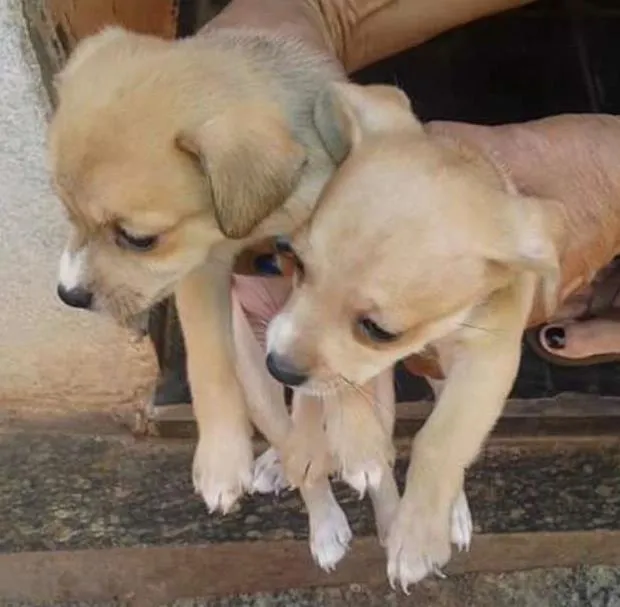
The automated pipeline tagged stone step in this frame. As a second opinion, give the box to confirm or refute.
[1,430,619,604]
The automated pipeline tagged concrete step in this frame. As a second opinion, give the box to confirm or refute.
[1,429,619,604]
[2,566,620,606]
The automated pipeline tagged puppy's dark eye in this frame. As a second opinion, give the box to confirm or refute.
[114,226,158,252]
[357,316,400,343]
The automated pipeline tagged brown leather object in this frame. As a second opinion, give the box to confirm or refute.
[210,0,534,73]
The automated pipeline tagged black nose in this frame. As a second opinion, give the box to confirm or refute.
[57,284,94,310]
[266,352,308,386]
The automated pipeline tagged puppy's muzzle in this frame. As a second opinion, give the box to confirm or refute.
[266,352,308,386]
[57,284,94,310]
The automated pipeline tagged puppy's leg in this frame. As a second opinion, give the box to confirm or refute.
[232,284,351,571]
[427,378,473,552]
[365,368,400,545]
[282,391,333,489]
[231,274,330,493]
[302,477,353,572]
[231,290,292,494]
[387,282,532,591]
[175,261,253,514]
[323,381,395,499]
[287,393,353,571]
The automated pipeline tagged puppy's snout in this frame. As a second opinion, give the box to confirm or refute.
[57,284,94,310]
[266,352,308,387]
[58,246,92,309]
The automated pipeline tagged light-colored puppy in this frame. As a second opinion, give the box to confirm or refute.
[48,24,472,567]
[232,269,471,571]
[49,25,346,514]
[231,273,399,569]
[48,24,408,565]
[266,83,620,589]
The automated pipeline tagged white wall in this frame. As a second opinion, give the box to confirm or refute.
[0,0,157,419]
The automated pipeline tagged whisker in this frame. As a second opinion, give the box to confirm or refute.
[458,322,497,335]
[339,375,377,409]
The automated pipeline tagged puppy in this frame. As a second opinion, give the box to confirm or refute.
[234,256,472,570]
[48,24,409,567]
[231,272,400,569]
[266,82,620,589]
[48,24,472,565]
[49,24,344,515]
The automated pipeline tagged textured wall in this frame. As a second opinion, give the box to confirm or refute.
[0,0,157,420]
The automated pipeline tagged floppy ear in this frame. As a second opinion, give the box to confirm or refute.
[313,82,422,164]
[485,195,561,315]
[176,107,306,239]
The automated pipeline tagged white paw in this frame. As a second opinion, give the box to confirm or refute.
[386,498,452,592]
[341,461,383,498]
[310,501,353,571]
[192,436,253,514]
[450,490,473,552]
[251,447,290,495]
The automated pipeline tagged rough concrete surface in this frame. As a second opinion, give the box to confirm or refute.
[182,567,620,606]
[0,0,157,416]
[2,433,620,553]
[2,566,620,606]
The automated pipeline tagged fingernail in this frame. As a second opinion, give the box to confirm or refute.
[544,326,565,350]
[254,254,281,276]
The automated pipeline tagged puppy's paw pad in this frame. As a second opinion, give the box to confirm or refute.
[252,448,289,495]
[310,504,353,571]
[450,491,473,552]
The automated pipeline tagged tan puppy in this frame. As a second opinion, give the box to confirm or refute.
[48,23,413,550]
[266,82,620,589]
[49,25,344,514]
[231,276,399,568]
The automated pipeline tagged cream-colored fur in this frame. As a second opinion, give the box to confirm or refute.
[48,24,410,570]
[266,82,590,589]
[49,25,344,514]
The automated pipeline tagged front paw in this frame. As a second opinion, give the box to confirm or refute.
[325,392,394,498]
[309,500,353,571]
[251,447,290,495]
[386,496,452,592]
[333,432,393,498]
[192,435,253,514]
[340,460,385,498]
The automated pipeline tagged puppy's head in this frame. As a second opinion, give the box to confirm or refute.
[49,27,306,324]
[266,82,558,389]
